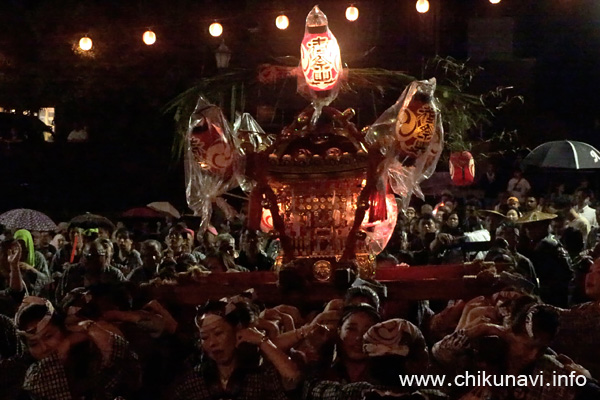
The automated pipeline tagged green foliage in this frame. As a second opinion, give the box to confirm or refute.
[426,56,525,158]
[163,69,255,160]
[164,56,525,162]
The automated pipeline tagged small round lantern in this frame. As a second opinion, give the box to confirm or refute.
[345,5,359,22]
[79,36,93,51]
[416,0,430,13]
[276,14,289,30]
[209,22,223,37]
[449,151,475,186]
[143,30,156,45]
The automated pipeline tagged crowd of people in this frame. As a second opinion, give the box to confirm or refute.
[1,169,600,399]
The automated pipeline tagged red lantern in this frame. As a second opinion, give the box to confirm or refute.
[260,209,274,232]
[300,6,341,92]
[449,151,475,186]
[189,110,235,180]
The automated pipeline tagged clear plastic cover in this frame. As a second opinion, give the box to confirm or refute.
[233,112,274,193]
[361,193,398,255]
[298,5,343,122]
[185,95,241,231]
[306,5,328,27]
[366,78,444,211]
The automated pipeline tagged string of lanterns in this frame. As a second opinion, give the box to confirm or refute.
[416,0,500,14]
[77,29,157,51]
[77,1,503,51]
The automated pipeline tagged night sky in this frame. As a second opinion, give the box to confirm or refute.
[0,0,599,213]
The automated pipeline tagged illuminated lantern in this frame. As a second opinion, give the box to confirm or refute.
[395,90,437,159]
[260,209,274,232]
[416,0,430,13]
[190,123,234,176]
[449,151,475,186]
[185,96,240,233]
[276,14,289,30]
[143,30,156,45]
[300,6,342,92]
[345,5,359,21]
[209,22,223,37]
[188,98,235,180]
[79,36,93,51]
[489,0,501,3]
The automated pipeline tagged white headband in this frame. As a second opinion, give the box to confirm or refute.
[15,297,55,338]
[524,305,539,338]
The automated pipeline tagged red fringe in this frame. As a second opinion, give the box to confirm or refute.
[368,183,387,222]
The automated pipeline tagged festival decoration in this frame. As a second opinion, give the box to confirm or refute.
[185,96,239,231]
[395,88,437,159]
[79,36,93,51]
[233,112,273,192]
[260,209,274,232]
[346,5,359,21]
[180,6,446,280]
[416,0,430,13]
[252,106,375,276]
[233,112,273,155]
[361,193,398,255]
[243,90,441,278]
[299,6,342,121]
[143,30,156,45]
[366,78,443,210]
[449,151,475,186]
[276,14,289,30]
[209,22,223,37]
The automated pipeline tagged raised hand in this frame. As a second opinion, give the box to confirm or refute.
[236,327,267,346]
[7,242,21,266]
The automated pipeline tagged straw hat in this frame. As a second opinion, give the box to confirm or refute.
[477,210,507,219]
[516,211,557,224]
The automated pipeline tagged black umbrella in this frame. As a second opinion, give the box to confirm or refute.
[69,213,115,232]
[522,140,600,170]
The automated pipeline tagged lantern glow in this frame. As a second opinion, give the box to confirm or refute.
[449,151,475,186]
[416,0,430,13]
[79,36,93,51]
[143,30,156,45]
[209,22,223,37]
[276,14,289,30]
[300,6,342,92]
[489,0,501,3]
[345,5,359,21]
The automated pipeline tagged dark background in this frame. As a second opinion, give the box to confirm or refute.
[0,0,598,220]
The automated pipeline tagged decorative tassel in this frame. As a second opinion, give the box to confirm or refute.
[70,234,78,264]
[368,180,387,222]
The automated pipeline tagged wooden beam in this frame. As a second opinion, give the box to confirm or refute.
[141,263,499,308]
